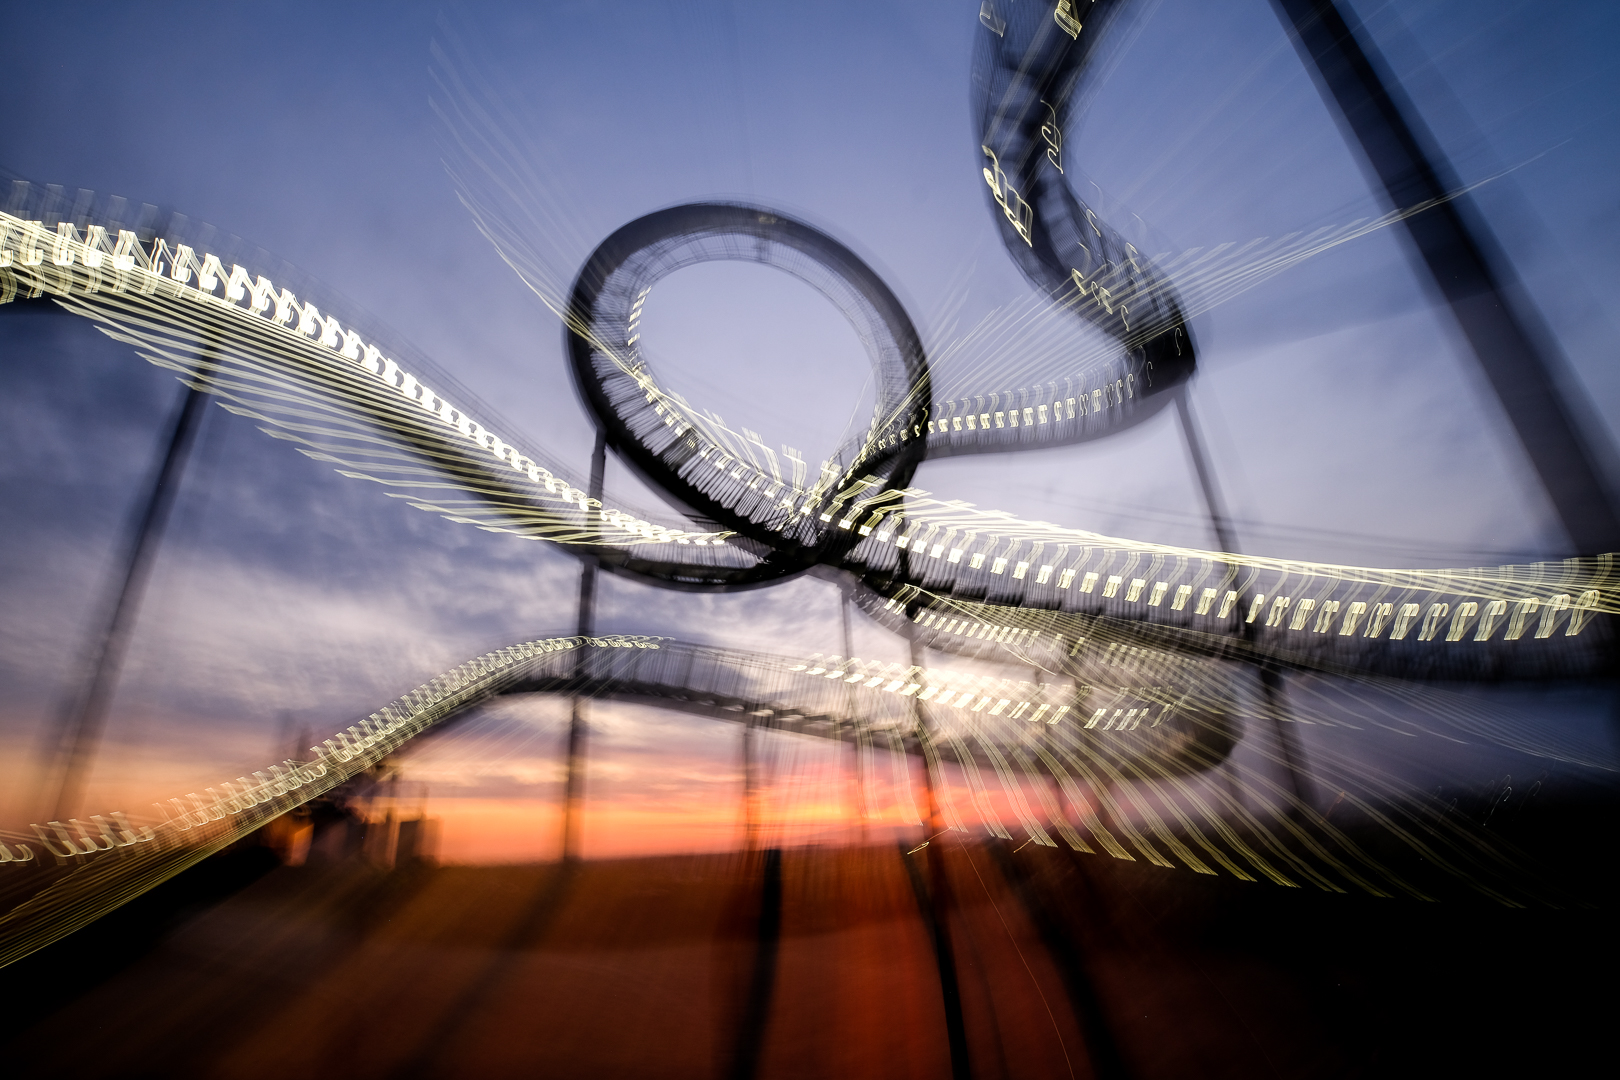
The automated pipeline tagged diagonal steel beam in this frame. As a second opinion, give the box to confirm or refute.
[1270,0,1620,555]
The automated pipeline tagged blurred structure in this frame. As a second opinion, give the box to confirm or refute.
[0,1,1616,1077]
[1271,0,1620,553]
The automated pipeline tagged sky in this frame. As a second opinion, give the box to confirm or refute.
[2,0,1618,861]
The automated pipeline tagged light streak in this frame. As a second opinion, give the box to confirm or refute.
[21,206,1600,668]
[0,208,730,555]
[0,634,656,967]
[0,0,1611,965]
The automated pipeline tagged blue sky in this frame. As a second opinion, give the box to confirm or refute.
[3,0,1617,853]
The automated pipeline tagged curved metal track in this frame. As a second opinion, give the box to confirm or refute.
[3,626,1579,966]
[564,202,930,589]
[971,0,1197,417]
[0,0,1614,969]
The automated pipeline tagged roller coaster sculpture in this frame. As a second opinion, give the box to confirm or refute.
[0,0,1614,966]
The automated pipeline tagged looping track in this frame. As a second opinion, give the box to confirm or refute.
[565,202,930,588]
[1,0,1615,972]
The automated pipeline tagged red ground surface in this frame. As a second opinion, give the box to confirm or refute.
[5,833,1614,1078]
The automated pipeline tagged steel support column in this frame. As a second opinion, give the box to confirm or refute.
[42,379,209,821]
[560,431,607,861]
[1271,0,1620,555]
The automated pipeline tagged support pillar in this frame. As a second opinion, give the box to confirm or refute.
[42,377,209,821]
[1271,0,1620,555]
[560,430,607,862]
